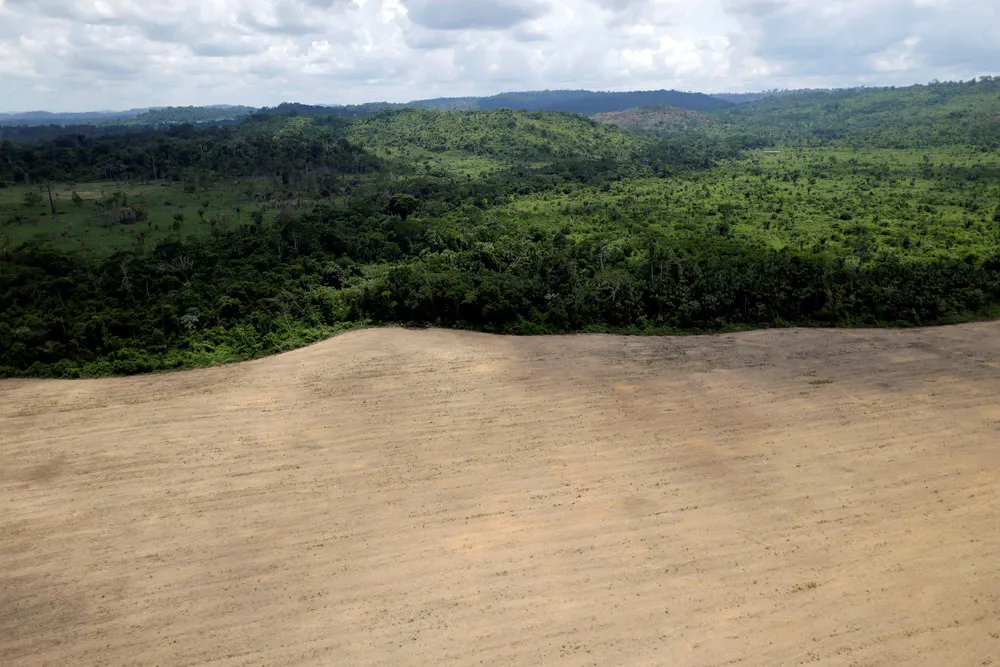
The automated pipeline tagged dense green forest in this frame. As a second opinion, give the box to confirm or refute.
[2,79,1000,378]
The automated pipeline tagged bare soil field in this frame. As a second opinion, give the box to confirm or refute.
[2,325,1000,666]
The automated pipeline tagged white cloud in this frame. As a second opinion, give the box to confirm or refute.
[0,0,996,111]
[871,37,921,73]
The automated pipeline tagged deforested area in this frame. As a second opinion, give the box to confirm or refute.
[2,325,999,664]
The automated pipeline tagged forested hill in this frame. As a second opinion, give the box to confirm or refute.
[412,89,733,114]
[0,106,255,128]
[252,90,731,119]
[346,109,642,164]
[714,78,1000,148]
[0,110,146,125]
[255,102,403,119]
[1,89,731,131]
[0,105,259,143]
[593,106,711,132]
[3,79,1000,378]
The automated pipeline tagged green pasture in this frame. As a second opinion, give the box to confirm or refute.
[0,180,280,255]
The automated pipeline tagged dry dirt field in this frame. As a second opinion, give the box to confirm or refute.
[2,325,1000,666]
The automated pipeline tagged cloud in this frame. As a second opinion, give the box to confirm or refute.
[189,39,269,58]
[402,0,547,30]
[724,0,1000,83]
[511,26,547,42]
[0,0,997,111]
[593,0,677,27]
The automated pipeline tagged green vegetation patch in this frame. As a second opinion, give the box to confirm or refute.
[495,147,1000,264]
[0,181,258,255]
[346,108,644,165]
[3,80,1000,378]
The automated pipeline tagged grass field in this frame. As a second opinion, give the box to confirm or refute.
[3,325,1000,664]
[0,180,267,255]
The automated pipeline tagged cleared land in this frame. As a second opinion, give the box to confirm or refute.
[2,325,1000,666]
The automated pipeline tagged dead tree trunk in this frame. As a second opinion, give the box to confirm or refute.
[45,181,56,215]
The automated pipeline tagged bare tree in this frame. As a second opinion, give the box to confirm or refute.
[45,181,56,215]
[176,254,195,277]
[119,260,135,303]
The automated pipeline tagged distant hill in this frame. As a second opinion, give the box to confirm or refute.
[716,77,1000,148]
[712,90,851,105]
[710,92,776,104]
[411,89,732,114]
[409,97,481,111]
[254,102,404,119]
[0,110,144,126]
[345,108,644,165]
[131,106,254,125]
[15,79,1000,148]
[0,89,732,130]
[0,105,255,128]
[256,89,734,120]
[593,105,711,132]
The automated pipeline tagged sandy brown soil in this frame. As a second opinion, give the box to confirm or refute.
[2,325,1000,666]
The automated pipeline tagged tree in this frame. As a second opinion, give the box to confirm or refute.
[387,193,419,220]
[45,181,56,215]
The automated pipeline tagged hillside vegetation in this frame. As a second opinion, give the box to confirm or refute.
[418,89,732,114]
[346,109,642,172]
[715,78,1000,149]
[1,89,731,132]
[0,105,255,129]
[594,105,711,132]
[2,79,1000,377]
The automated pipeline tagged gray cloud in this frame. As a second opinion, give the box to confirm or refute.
[594,0,672,27]
[405,26,463,50]
[726,0,1000,83]
[594,0,645,7]
[402,0,546,30]
[749,2,927,61]
[511,26,548,42]
[189,40,269,58]
[0,0,997,111]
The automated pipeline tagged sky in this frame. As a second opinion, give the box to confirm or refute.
[0,0,997,112]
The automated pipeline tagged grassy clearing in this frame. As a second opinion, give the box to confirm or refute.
[0,181,271,256]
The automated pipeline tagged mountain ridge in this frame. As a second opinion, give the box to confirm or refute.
[1,89,734,126]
